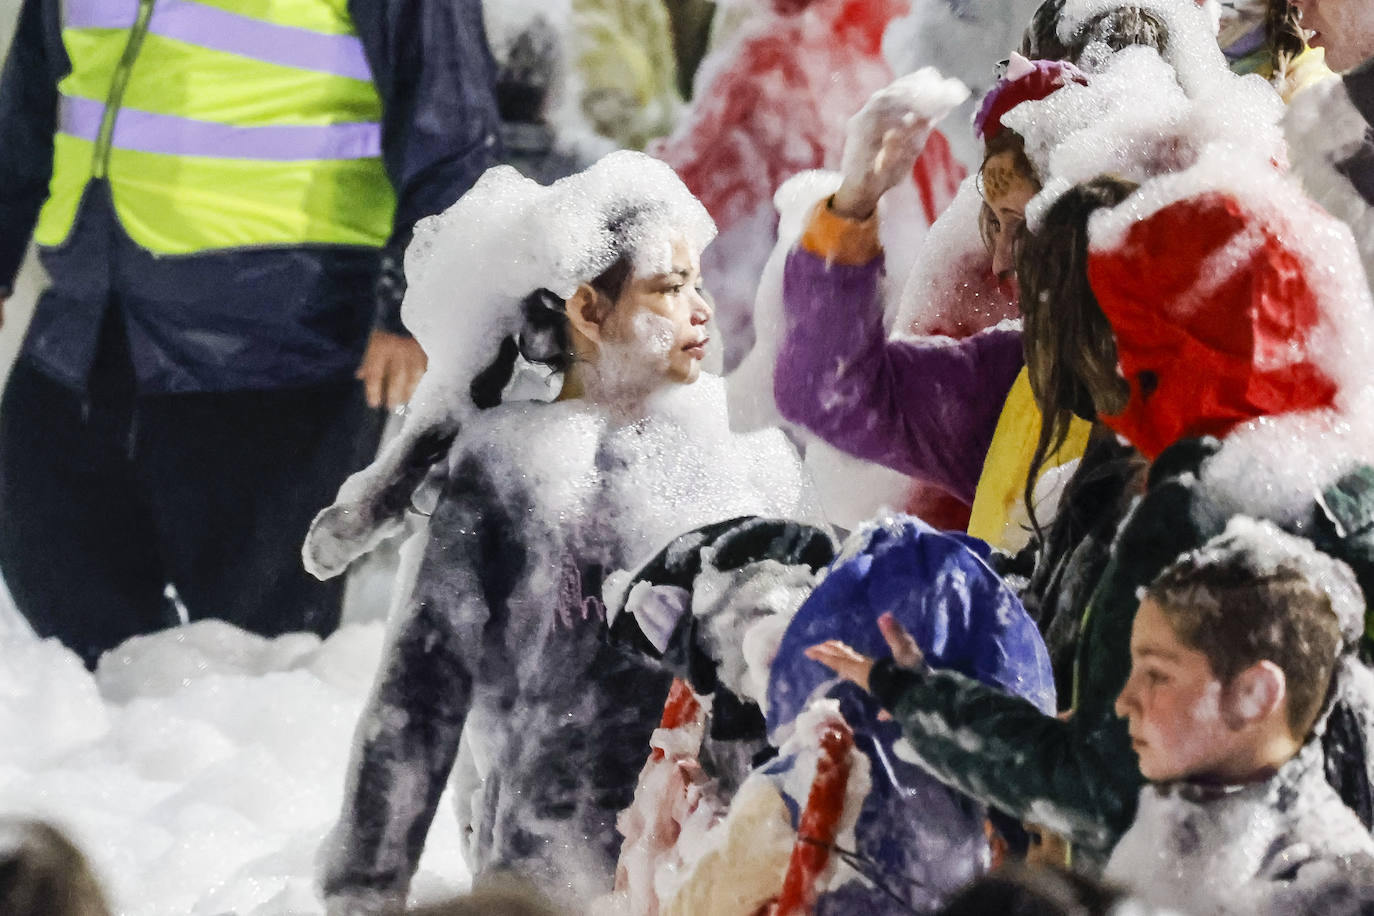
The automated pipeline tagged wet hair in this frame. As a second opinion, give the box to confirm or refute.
[1145,531,1352,740]
[1267,0,1306,70]
[936,862,1126,916]
[1019,1,1170,64]
[977,129,1040,256]
[0,820,111,916]
[1015,176,1136,537]
[468,203,654,409]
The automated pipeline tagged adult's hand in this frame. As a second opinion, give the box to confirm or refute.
[356,329,426,409]
[831,68,971,220]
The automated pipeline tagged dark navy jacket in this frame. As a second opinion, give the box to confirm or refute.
[0,0,501,393]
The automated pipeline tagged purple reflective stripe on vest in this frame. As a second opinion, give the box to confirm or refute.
[64,0,138,30]
[60,95,382,161]
[63,0,373,82]
[150,0,374,82]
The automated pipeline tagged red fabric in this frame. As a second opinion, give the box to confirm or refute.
[1088,192,1337,460]
[911,129,967,226]
[654,0,909,231]
[774,721,854,916]
[974,60,1088,142]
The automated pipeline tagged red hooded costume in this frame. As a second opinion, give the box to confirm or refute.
[1088,191,1339,460]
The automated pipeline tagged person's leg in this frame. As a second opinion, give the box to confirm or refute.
[135,380,383,639]
[0,326,169,667]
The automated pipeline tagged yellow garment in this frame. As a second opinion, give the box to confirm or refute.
[572,0,683,149]
[37,0,392,255]
[967,369,1092,550]
[1279,46,1333,103]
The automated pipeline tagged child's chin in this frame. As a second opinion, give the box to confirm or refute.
[1138,758,1182,783]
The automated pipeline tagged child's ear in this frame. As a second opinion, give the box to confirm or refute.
[566,284,608,344]
[1222,661,1286,730]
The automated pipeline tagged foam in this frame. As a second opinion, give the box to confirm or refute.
[0,624,469,914]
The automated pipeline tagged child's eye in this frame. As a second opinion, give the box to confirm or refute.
[1145,670,1168,686]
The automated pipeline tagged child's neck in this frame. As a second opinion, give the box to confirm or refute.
[1183,731,1302,787]
[557,359,664,420]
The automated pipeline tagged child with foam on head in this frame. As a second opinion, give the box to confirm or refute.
[1106,518,1374,916]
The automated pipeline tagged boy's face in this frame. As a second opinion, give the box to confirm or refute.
[1115,598,1236,782]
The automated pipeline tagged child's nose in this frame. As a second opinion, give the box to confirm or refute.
[1114,680,1136,720]
[690,289,713,324]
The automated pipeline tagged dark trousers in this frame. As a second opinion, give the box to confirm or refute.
[0,310,383,667]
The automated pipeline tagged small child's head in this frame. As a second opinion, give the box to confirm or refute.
[0,819,111,916]
[1114,518,1363,783]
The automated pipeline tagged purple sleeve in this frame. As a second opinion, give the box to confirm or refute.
[774,246,1024,505]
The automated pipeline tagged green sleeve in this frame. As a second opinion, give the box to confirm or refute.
[871,659,1142,853]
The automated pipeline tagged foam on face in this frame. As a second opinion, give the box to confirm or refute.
[400,150,715,428]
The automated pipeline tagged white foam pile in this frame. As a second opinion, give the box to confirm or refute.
[1005,3,1284,225]
[0,622,468,915]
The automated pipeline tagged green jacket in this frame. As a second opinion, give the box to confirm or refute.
[871,437,1374,858]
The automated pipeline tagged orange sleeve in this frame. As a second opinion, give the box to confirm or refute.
[798,197,883,266]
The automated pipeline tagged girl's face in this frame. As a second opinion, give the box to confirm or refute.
[980,150,1038,280]
[1292,0,1374,71]
[598,235,712,387]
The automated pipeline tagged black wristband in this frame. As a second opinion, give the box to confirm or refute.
[869,656,926,709]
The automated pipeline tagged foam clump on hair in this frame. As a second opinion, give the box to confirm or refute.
[1005,33,1283,228]
[402,150,715,425]
[1181,516,1365,645]
[1053,0,1229,94]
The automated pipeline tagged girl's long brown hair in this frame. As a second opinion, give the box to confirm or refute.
[1014,176,1138,539]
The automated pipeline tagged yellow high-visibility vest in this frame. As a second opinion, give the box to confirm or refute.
[36,0,395,255]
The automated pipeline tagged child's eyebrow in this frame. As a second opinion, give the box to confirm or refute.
[1133,645,1182,662]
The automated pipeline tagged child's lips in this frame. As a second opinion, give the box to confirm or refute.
[683,338,709,359]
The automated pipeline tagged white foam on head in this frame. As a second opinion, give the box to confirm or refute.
[1055,0,1228,97]
[1004,39,1284,229]
[400,150,715,430]
[1183,517,1366,646]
